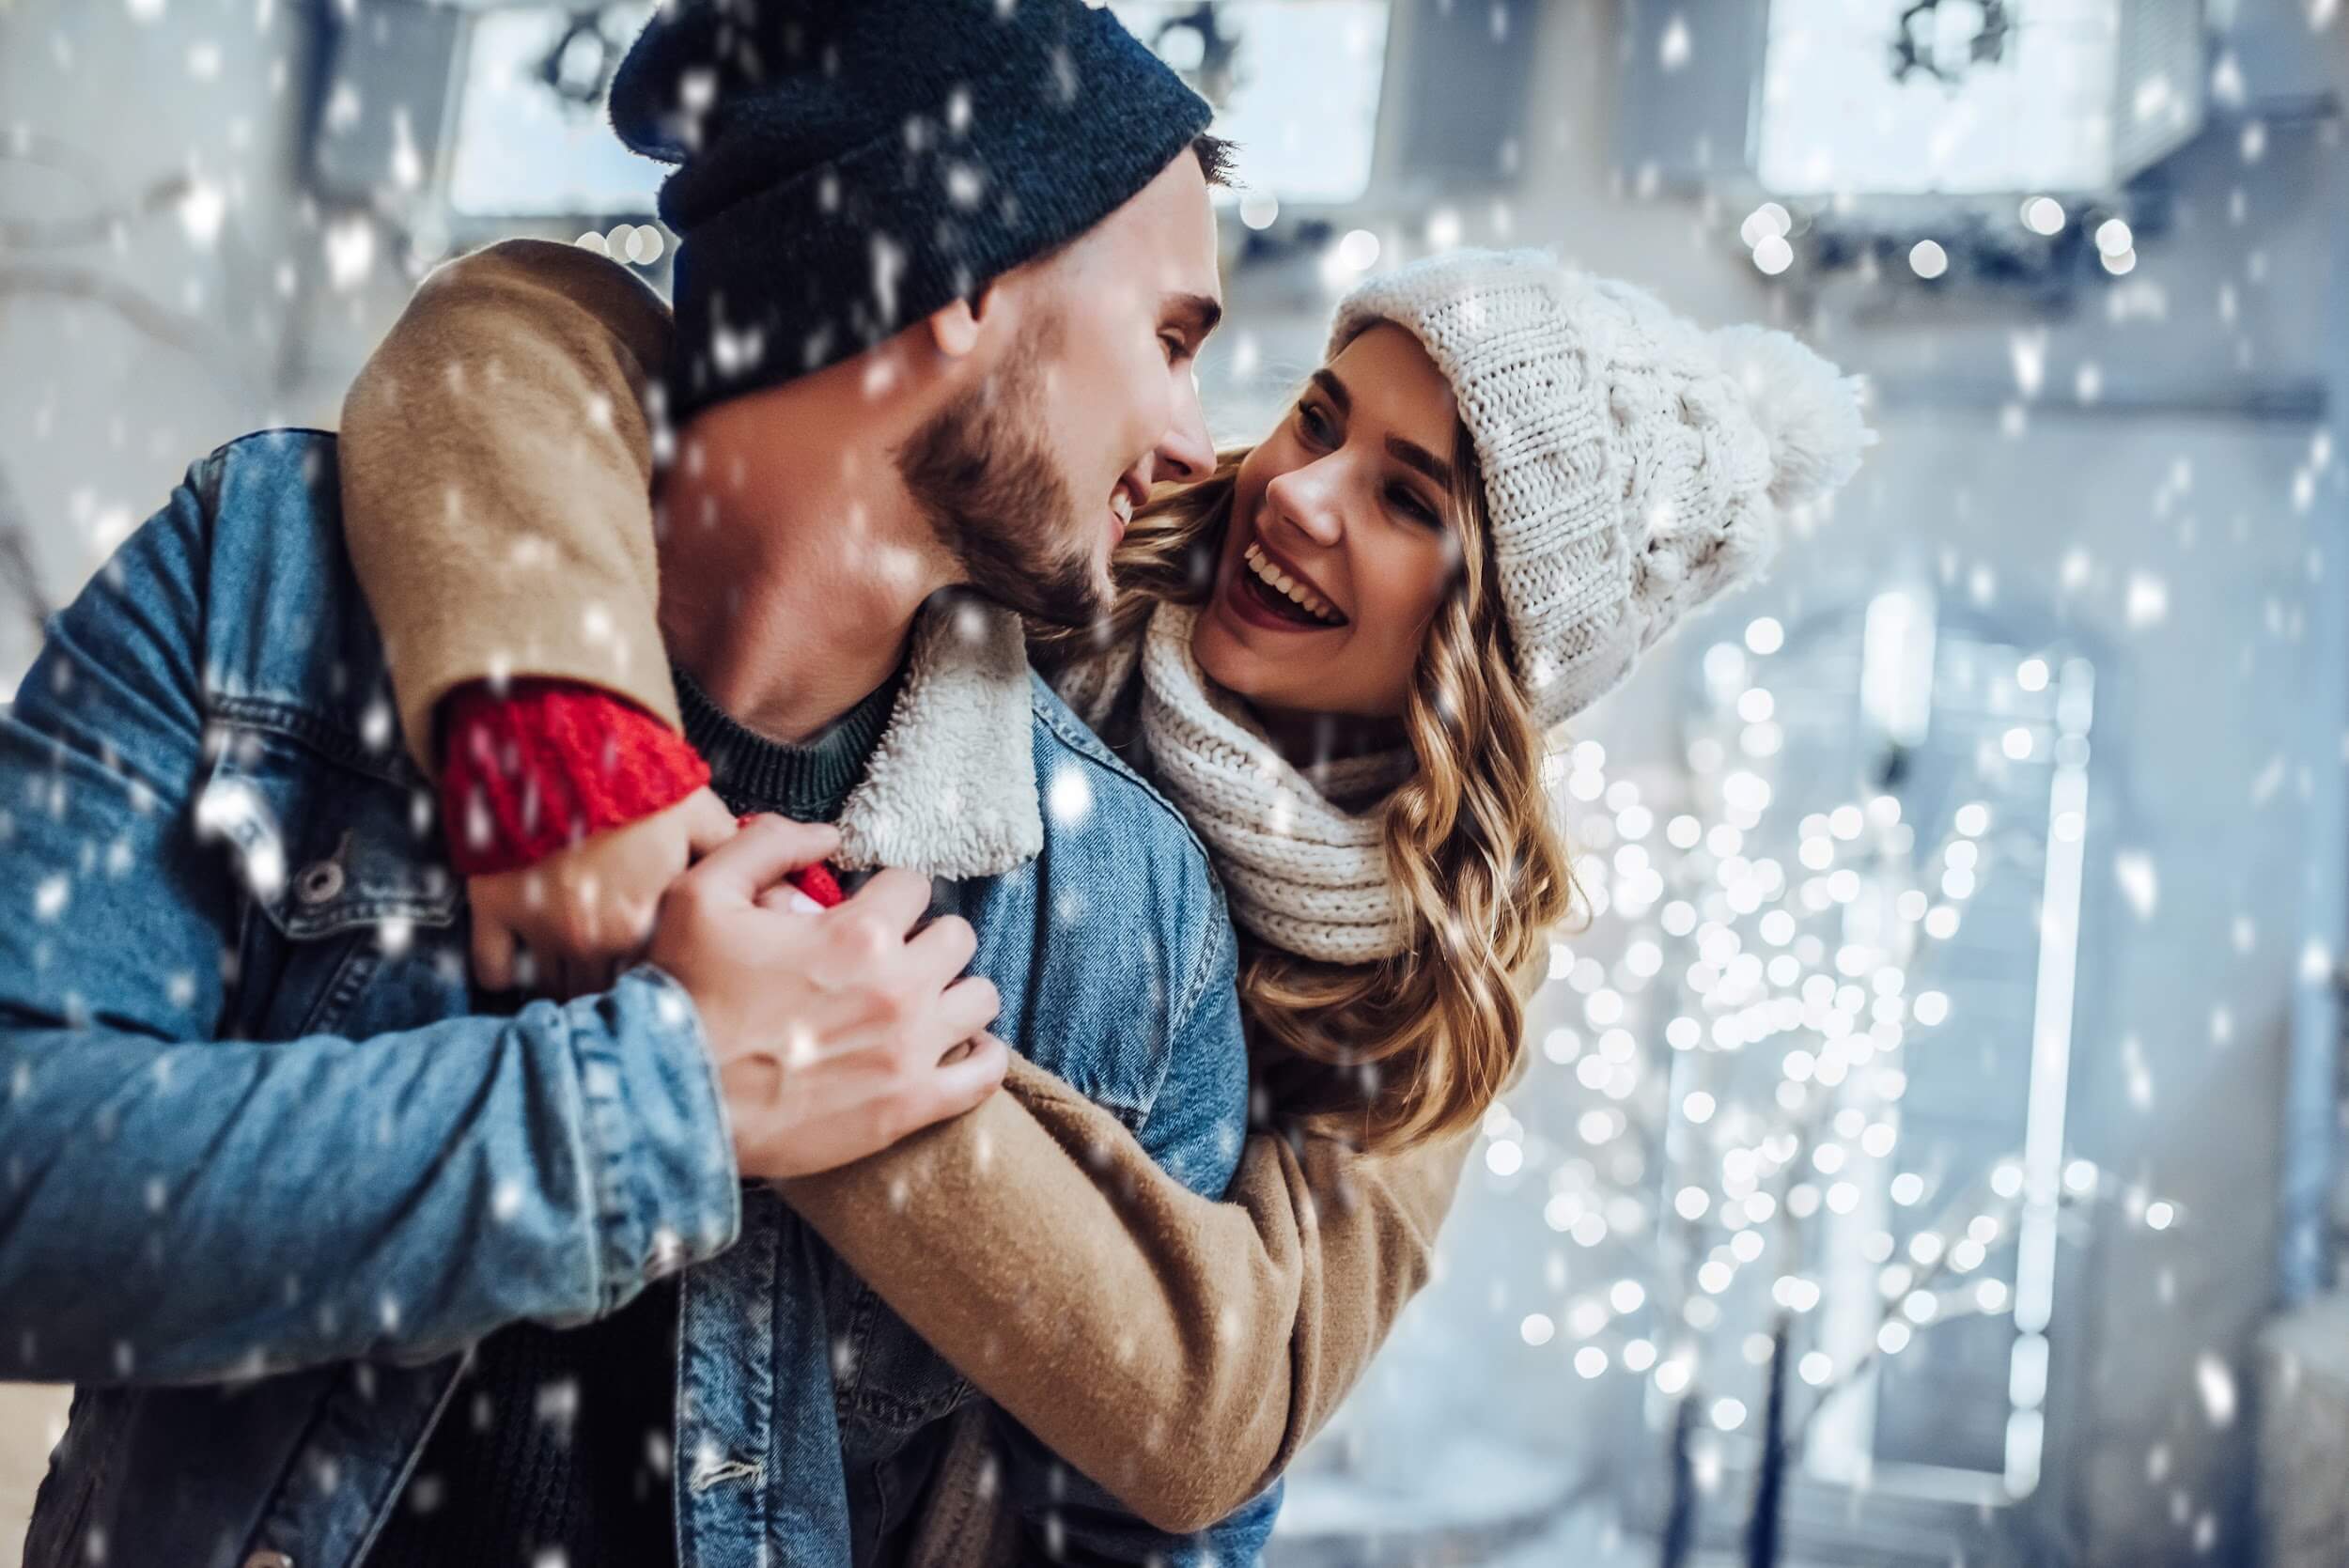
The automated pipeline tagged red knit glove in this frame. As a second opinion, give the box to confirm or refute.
[738,815,845,909]
[792,862,845,907]
[439,679,710,877]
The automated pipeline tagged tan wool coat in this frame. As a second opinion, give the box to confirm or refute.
[337,239,1475,1535]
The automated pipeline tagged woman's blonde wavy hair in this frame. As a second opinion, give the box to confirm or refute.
[1032,395,1586,1154]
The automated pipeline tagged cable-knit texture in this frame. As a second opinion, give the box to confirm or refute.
[440,678,710,877]
[1047,633,1141,736]
[1326,251,1871,735]
[1136,605,1413,964]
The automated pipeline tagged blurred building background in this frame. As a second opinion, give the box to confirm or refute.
[4,2,2349,1564]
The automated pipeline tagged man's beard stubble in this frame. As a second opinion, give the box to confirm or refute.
[894,322,1110,630]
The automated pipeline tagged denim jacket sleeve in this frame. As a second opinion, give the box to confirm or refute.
[995,910,1283,1562]
[0,455,742,1388]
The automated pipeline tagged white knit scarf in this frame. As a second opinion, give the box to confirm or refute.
[1111,604,1417,965]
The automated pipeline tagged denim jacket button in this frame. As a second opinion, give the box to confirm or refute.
[241,1552,295,1568]
[294,860,345,906]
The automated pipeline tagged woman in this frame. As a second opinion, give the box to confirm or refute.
[337,241,1868,1539]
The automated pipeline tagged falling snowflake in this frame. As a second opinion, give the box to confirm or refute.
[32,875,69,922]
[1657,12,1691,71]
[1046,765,1093,828]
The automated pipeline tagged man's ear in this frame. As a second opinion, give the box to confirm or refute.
[926,299,979,358]
[924,283,1002,359]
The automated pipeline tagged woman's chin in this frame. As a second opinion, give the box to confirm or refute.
[1190,622,1268,700]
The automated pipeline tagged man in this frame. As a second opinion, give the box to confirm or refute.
[2,3,1272,1564]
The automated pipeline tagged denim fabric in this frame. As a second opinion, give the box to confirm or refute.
[2,430,1279,1568]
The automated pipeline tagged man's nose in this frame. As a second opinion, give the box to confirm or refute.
[1151,372,1215,486]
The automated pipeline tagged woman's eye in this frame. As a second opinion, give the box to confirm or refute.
[1389,485,1439,526]
[1161,334,1187,365]
[1296,403,1333,444]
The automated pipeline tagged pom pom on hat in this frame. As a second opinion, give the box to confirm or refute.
[1709,324,1875,508]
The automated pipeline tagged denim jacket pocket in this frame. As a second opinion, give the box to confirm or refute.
[830,1270,974,1442]
[194,723,467,1040]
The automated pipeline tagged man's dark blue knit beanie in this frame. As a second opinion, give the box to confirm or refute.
[608,0,1215,426]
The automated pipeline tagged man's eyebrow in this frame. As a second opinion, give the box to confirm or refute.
[1165,292,1223,343]
[1386,435,1454,490]
[1307,367,1351,414]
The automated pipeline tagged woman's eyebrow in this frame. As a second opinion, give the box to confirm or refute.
[1308,367,1451,487]
[1386,436,1454,490]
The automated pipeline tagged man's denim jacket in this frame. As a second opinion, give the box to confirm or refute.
[0,431,1280,1568]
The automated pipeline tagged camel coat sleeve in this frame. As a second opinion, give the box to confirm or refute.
[339,238,681,770]
[332,238,1477,1530]
[787,1059,1472,1531]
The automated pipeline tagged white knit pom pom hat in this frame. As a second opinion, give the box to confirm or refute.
[1328,250,1874,734]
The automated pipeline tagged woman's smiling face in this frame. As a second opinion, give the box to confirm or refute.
[1193,322,1466,723]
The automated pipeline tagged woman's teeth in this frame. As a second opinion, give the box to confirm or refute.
[1243,543,1342,625]
[1111,492,1134,528]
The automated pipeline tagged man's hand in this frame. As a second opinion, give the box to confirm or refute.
[647,815,1009,1180]
[469,786,739,998]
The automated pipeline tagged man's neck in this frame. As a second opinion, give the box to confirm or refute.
[654,401,954,745]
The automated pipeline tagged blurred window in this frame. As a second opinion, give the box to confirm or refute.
[1758,0,2122,194]
[1755,0,2201,196]
[1111,2,1392,205]
[448,4,656,219]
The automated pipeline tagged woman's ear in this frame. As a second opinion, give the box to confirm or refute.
[924,282,1003,359]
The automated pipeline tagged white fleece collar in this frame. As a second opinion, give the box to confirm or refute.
[831,593,1043,880]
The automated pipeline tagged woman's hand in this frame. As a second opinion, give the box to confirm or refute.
[468,785,739,997]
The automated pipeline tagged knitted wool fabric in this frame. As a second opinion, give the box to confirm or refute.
[1134,605,1415,965]
[1328,250,1872,736]
[438,684,855,908]
[440,678,710,877]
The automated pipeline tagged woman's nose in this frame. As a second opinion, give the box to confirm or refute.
[1264,461,1345,548]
